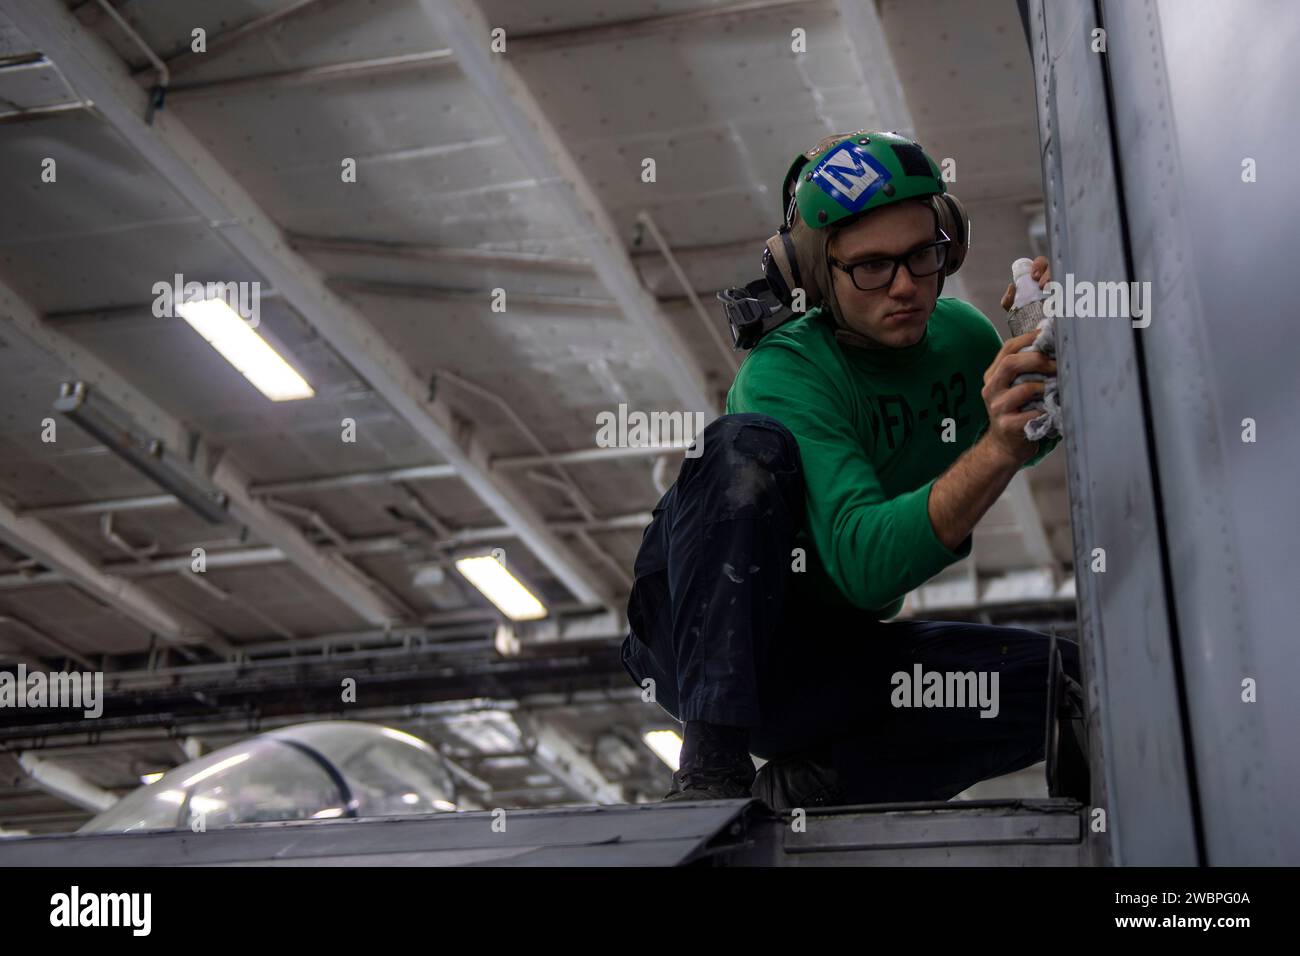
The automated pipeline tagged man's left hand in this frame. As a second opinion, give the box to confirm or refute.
[999,255,1052,312]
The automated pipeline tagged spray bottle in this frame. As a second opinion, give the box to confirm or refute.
[1008,257,1047,337]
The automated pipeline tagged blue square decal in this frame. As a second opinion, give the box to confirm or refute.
[810,142,892,213]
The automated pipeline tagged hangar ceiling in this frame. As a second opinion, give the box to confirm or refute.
[0,0,1072,833]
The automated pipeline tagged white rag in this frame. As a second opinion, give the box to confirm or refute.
[1012,312,1063,443]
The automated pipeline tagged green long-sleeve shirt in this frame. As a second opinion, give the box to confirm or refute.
[725,298,1057,619]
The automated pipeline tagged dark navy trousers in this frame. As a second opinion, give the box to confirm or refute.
[621,413,1080,803]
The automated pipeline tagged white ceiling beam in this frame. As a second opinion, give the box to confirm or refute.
[834,0,971,313]
[0,497,223,649]
[0,287,188,457]
[0,276,406,628]
[0,275,228,650]
[0,612,98,670]
[169,49,456,96]
[293,231,765,269]
[14,436,688,514]
[161,0,326,76]
[16,753,117,813]
[980,566,1058,605]
[835,0,915,138]
[1001,473,1062,582]
[0,513,655,591]
[216,458,408,624]
[478,0,817,53]
[7,0,612,609]
[897,564,1072,617]
[527,718,622,805]
[163,1,819,95]
[421,0,718,416]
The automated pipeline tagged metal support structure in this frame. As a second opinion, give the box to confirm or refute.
[833,0,971,316]
[56,382,228,525]
[0,275,406,628]
[0,276,187,452]
[290,234,593,274]
[0,613,98,670]
[160,0,325,77]
[0,496,226,649]
[15,440,678,512]
[175,569,296,642]
[835,0,914,139]
[91,0,166,89]
[0,100,94,124]
[635,211,739,373]
[0,602,625,690]
[1,687,642,748]
[525,718,622,805]
[160,0,817,97]
[422,0,717,417]
[16,752,118,812]
[6,0,613,610]
[510,0,817,52]
[292,232,768,291]
[1001,474,1061,583]
[0,511,653,593]
[169,49,456,96]
[331,277,620,312]
[1072,0,1296,864]
[1030,0,1186,865]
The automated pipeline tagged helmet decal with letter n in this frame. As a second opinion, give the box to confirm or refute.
[809,140,894,213]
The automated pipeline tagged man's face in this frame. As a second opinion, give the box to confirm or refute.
[827,200,940,348]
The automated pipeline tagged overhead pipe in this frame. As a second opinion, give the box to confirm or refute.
[21,443,689,516]
[99,512,159,563]
[92,0,167,121]
[635,211,739,373]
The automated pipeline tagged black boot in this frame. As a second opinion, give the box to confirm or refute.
[1045,635,1092,803]
[752,748,845,810]
[1050,674,1092,803]
[662,721,755,801]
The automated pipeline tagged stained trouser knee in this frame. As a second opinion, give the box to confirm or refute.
[624,413,808,727]
[664,414,805,727]
[675,413,805,521]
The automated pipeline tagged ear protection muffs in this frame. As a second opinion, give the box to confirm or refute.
[757,190,803,308]
[931,192,970,296]
[760,191,971,308]
[762,226,801,308]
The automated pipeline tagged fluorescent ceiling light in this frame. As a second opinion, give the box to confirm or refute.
[643,730,682,771]
[177,296,315,401]
[454,554,547,621]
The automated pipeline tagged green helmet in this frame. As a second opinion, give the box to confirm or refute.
[780,130,947,231]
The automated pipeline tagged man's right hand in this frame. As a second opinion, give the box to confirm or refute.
[980,330,1055,465]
